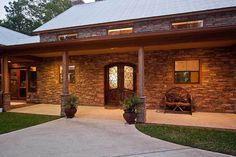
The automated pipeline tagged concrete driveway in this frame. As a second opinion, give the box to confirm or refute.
[0,118,233,157]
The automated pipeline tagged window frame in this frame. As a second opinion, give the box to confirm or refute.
[174,60,201,85]
[171,20,204,30]
[107,27,133,36]
[28,66,37,92]
[58,33,78,41]
[59,65,76,84]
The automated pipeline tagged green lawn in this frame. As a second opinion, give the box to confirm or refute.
[0,112,60,134]
[136,124,236,156]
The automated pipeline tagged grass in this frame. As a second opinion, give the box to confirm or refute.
[0,112,60,134]
[136,124,236,156]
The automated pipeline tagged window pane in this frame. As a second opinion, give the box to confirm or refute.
[60,66,62,83]
[109,66,118,89]
[187,60,199,71]
[175,61,187,71]
[69,65,75,83]
[108,28,133,36]
[172,20,203,30]
[58,34,77,41]
[191,72,199,83]
[175,72,190,83]
[124,66,134,90]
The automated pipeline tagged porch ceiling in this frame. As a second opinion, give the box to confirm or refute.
[1,26,236,58]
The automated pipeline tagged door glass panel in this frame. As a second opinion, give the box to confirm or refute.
[10,69,18,98]
[20,70,26,97]
[124,66,134,90]
[109,66,118,89]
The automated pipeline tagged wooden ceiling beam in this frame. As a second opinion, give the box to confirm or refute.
[9,55,43,62]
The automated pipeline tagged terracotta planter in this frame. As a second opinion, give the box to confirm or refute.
[123,111,137,124]
[65,107,77,118]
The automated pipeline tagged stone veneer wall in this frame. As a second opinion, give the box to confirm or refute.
[37,53,138,105]
[37,47,236,113]
[145,47,236,113]
[40,10,236,42]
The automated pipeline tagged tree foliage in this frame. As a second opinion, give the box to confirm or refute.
[0,0,71,35]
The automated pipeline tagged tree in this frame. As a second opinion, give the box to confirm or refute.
[0,0,71,35]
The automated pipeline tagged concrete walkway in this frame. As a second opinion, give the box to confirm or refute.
[10,104,60,116]
[0,118,233,157]
[10,104,236,130]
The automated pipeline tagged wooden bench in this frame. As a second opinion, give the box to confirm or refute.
[164,87,193,114]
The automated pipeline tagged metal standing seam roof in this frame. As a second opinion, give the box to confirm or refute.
[0,26,39,46]
[34,0,236,33]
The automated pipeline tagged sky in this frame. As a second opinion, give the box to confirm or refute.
[0,0,95,20]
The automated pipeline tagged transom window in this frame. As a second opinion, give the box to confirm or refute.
[59,65,76,83]
[58,34,78,41]
[108,27,133,36]
[171,20,203,30]
[175,60,200,84]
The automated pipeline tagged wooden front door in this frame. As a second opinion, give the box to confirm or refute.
[10,69,27,100]
[105,63,136,106]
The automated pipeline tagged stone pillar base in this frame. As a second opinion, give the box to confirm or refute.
[26,92,40,104]
[3,93,11,112]
[136,97,146,123]
[61,94,71,117]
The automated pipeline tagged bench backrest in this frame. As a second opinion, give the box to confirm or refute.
[165,87,191,103]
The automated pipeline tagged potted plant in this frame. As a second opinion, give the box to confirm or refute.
[64,95,78,118]
[122,95,142,124]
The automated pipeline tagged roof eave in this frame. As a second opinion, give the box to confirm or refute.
[2,25,236,56]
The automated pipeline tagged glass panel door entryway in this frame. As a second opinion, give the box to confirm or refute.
[10,69,27,100]
[105,63,136,106]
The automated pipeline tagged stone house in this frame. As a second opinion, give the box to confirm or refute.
[0,0,236,120]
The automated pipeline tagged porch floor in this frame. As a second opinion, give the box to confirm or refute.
[9,104,236,130]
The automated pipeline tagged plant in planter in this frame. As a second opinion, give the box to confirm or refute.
[122,95,142,124]
[64,95,78,118]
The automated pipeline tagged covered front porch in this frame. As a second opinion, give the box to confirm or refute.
[9,104,236,130]
[1,26,236,123]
